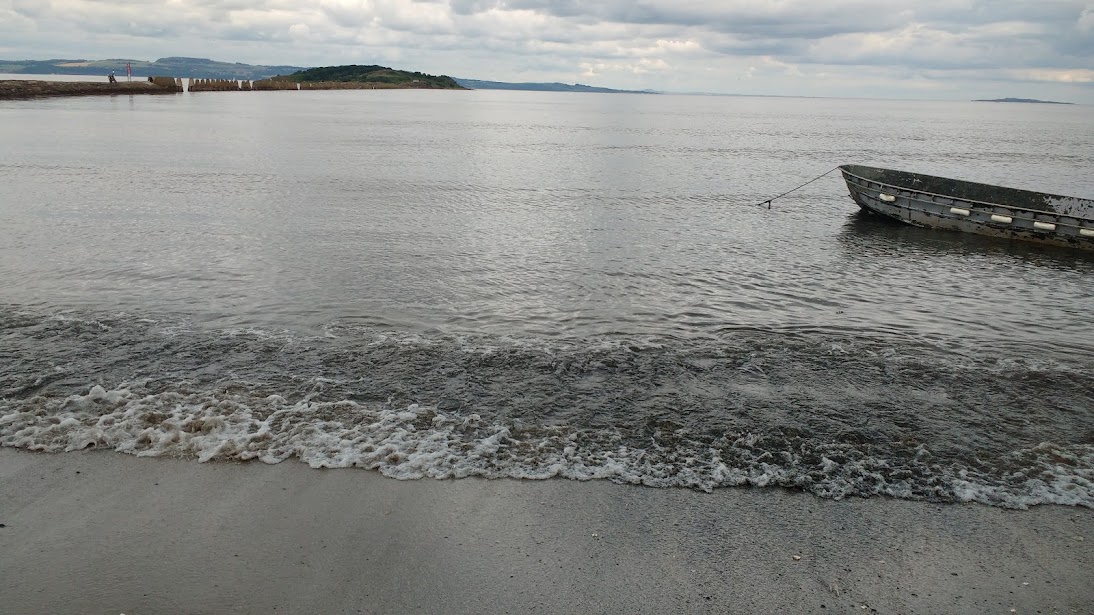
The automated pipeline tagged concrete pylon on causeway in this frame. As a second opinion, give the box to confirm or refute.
[149,76,183,92]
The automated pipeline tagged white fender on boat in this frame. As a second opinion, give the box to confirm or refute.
[1033,222,1056,231]
[878,193,896,202]
[1080,229,1094,237]
[990,214,1013,224]
[949,207,971,216]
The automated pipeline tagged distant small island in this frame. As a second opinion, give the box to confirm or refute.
[276,65,463,89]
[973,97,1073,105]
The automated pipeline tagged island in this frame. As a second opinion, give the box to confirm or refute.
[973,97,1073,105]
[273,65,464,89]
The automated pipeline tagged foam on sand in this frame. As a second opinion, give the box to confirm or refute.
[3,381,1091,509]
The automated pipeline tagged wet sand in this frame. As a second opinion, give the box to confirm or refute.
[1,448,1090,614]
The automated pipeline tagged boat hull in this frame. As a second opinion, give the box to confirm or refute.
[840,165,1094,250]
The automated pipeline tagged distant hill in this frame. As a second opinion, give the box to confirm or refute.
[973,97,1073,105]
[0,57,306,80]
[454,78,656,94]
[1,57,644,92]
[278,65,462,89]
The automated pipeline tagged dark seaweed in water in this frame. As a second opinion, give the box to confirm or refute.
[2,310,1092,508]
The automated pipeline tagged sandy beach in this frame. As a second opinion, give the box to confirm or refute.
[0,449,1090,614]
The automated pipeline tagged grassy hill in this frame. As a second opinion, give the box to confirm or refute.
[0,56,308,79]
[0,57,305,80]
[279,65,463,89]
[2,58,643,93]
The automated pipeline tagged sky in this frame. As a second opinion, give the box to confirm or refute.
[2,0,1093,102]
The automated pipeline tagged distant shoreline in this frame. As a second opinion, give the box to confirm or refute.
[973,97,1073,105]
[453,78,656,94]
[0,77,458,100]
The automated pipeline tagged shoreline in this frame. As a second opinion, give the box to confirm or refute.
[0,77,468,100]
[1,448,1090,613]
[0,79,179,100]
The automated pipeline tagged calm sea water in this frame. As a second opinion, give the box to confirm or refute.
[2,89,1092,507]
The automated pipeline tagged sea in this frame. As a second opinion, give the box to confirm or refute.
[2,82,1093,508]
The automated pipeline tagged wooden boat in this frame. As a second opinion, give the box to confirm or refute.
[840,164,1094,250]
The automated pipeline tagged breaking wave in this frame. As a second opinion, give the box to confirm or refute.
[2,309,1093,509]
[3,382,1092,509]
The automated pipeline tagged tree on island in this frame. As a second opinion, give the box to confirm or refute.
[278,65,463,89]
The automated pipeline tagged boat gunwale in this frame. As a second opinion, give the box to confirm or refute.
[839,165,1094,221]
[865,190,1094,230]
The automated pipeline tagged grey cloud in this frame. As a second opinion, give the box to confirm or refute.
[448,0,503,16]
[5,0,1093,101]
[480,0,1092,64]
[502,0,913,34]
[11,0,56,18]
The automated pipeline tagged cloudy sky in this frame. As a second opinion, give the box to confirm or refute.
[3,0,1093,102]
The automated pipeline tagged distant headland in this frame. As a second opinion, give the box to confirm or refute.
[453,78,655,94]
[0,62,469,99]
[973,97,1073,105]
[0,57,648,94]
[279,65,462,89]
[0,57,304,80]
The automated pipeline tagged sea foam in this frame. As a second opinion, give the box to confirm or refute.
[3,381,1091,509]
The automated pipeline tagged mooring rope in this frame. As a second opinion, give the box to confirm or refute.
[755,166,842,209]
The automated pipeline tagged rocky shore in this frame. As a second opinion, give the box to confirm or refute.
[0,79,179,100]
